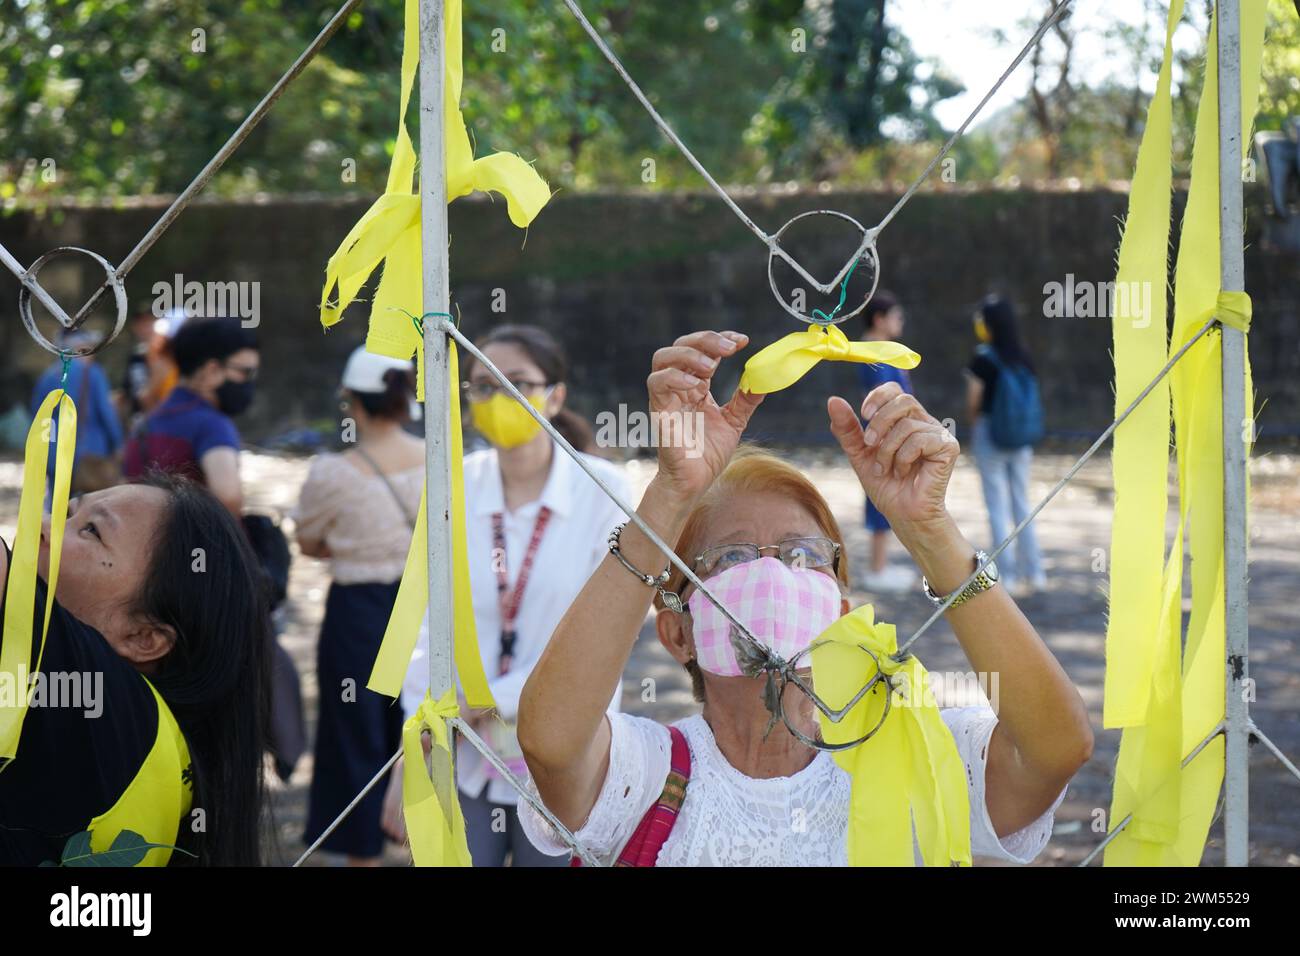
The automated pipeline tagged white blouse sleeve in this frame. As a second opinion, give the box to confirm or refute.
[518,712,672,862]
[941,705,1067,864]
[292,453,343,545]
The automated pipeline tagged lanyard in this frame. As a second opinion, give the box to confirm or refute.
[490,505,552,676]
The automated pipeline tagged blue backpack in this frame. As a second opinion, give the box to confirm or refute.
[979,345,1044,449]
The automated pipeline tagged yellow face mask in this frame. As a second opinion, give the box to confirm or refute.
[469,391,548,449]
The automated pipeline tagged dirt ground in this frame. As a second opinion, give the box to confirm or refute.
[2,446,1296,867]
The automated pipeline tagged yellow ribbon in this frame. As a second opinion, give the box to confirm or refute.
[320,0,551,392]
[811,605,971,866]
[738,324,920,395]
[323,0,553,709]
[369,341,493,707]
[1204,290,1252,334]
[1105,0,1265,866]
[0,389,75,764]
[402,688,472,866]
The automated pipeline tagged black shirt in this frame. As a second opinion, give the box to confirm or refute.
[968,351,1000,413]
[0,541,160,866]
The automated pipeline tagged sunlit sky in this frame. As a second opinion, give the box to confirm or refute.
[889,0,1205,130]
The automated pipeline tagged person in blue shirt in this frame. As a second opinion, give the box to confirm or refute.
[856,291,917,593]
[30,329,124,498]
[123,317,259,518]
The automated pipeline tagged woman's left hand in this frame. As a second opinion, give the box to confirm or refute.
[827,383,959,537]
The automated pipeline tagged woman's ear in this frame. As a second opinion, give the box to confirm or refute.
[656,605,694,666]
[115,620,178,670]
[547,382,567,417]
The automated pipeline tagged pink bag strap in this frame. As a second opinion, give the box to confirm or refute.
[570,725,691,868]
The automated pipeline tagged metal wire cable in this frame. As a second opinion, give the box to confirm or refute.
[896,316,1218,658]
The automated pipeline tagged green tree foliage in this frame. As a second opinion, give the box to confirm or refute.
[0,0,959,199]
[2,0,1292,202]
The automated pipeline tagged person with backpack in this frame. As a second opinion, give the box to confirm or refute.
[965,296,1046,595]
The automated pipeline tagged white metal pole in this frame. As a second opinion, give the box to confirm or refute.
[1216,0,1250,868]
[418,0,458,817]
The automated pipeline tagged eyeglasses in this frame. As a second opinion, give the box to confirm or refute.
[461,379,549,403]
[673,535,899,752]
[693,537,840,580]
[224,362,259,382]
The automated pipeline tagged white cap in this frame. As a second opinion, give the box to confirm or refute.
[341,345,414,394]
[153,307,190,339]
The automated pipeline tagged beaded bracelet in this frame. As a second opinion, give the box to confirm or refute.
[607,522,684,612]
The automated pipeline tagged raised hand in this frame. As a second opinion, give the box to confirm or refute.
[827,383,958,536]
[647,330,762,505]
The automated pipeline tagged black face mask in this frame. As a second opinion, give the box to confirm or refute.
[216,379,255,417]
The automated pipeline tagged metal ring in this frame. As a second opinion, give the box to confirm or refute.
[777,642,894,751]
[18,246,128,357]
[766,210,880,326]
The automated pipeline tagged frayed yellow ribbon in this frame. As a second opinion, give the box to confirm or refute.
[0,390,75,764]
[811,605,971,866]
[1206,290,1252,334]
[369,341,492,707]
[402,688,472,866]
[319,0,551,399]
[1105,0,1264,866]
[322,0,553,709]
[737,324,920,395]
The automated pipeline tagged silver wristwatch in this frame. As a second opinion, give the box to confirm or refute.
[922,550,999,609]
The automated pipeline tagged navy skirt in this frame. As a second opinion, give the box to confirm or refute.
[303,580,405,858]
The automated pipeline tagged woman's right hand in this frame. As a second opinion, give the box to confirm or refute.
[647,330,763,504]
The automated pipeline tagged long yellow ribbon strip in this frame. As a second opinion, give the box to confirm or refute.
[320,0,555,865]
[1103,0,1185,731]
[0,390,76,763]
[402,688,472,866]
[320,0,552,712]
[738,324,920,395]
[369,342,491,706]
[811,605,971,866]
[1105,0,1265,866]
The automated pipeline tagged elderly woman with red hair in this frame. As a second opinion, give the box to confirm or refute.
[514,329,1092,866]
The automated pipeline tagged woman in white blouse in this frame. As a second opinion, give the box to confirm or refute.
[389,324,628,866]
[295,347,424,866]
[515,329,1093,866]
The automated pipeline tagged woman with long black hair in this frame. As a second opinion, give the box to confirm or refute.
[0,474,269,866]
[965,295,1047,594]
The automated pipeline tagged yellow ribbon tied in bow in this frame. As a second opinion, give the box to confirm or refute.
[810,605,971,866]
[1104,0,1264,866]
[1,389,76,764]
[738,323,920,395]
[320,0,551,374]
[402,689,472,867]
[318,0,553,713]
[318,0,553,864]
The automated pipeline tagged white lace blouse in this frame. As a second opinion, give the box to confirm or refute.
[519,707,1066,866]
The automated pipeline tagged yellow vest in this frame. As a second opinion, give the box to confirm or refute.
[86,679,193,866]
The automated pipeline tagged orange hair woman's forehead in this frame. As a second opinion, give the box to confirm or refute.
[659,445,850,608]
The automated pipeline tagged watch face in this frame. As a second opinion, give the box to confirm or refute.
[977,552,999,582]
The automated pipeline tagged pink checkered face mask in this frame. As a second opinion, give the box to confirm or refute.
[686,557,842,677]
